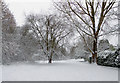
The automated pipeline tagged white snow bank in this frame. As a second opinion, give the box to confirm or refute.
[2,59,118,81]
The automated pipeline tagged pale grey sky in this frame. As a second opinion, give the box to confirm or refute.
[4,0,53,26]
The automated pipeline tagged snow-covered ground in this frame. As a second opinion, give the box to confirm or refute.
[2,59,118,81]
[0,65,2,82]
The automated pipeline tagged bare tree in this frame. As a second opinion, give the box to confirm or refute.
[26,14,71,63]
[54,0,117,63]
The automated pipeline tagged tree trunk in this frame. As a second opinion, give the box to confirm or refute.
[92,36,98,63]
[48,45,53,64]
[48,56,52,63]
[48,52,53,63]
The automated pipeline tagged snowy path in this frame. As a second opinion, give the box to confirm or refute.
[2,59,118,81]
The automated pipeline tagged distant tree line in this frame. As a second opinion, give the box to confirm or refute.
[1,0,119,65]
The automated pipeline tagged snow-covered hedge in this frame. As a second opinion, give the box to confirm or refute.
[97,48,120,67]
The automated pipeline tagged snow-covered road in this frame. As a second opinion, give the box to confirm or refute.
[2,59,118,81]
